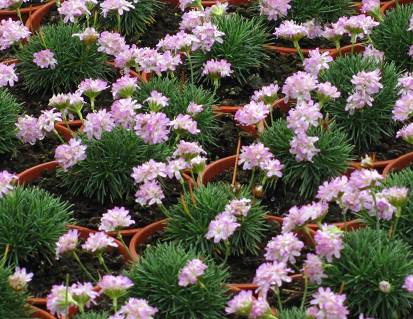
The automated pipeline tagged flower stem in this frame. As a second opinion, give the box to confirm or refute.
[16,6,23,23]
[117,233,133,260]
[186,52,194,85]
[90,97,95,112]
[72,251,97,282]
[300,275,308,310]
[97,253,110,273]
[53,129,66,144]
[113,297,118,312]
[293,40,304,62]
[275,289,283,312]
[117,13,121,33]
[248,168,256,191]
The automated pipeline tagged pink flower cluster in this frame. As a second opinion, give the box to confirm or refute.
[0,18,30,50]
[259,0,291,21]
[99,206,134,232]
[235,101,269,126]
[84,109,115,140]
[115,298,158,319]
[264,232,304,264]
[303,48,333,76]
[100,0,134,17]
[54,138,87,171]
[307,287,349,319]
[33,49,58,69]
[253,261,292,297]
[0,170,16,199]
[282,201,328,233]
[58,0,91,23]
[202,59,233,79]
[8,267,33,291]
[205,211,240,243]
[0,62,18,87]
[314,225,344,262]
[274,20,309,41]
[178,258,207,287]
[226,292,272,319]
[361,0,380,14]
[394,73,413,143]
[282,71,318,102]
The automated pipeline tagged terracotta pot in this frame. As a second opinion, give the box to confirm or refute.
[160,0,251,6]
[0,1,50,22]
[30,305,56,319]
[54,120,83,141]
[25,0,56,32]
[382,151,413,176]
[380,0,407,14]
[198,155,365,230]
[265,42,365,58]
[227,273,304,292]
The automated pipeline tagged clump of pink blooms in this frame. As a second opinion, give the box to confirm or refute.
[235,101,269,126]
[303,48,333,76]
[100,0,135,17]
[282,201,328,233]
[15,115,45,145]
[112,75,138,99]
[259,0,291,21]
[274,20,308,41]
[0,170,17,199]
[178,258,207,287]
[314,225,344,262]
[83,109,115,140]
[82,231,118,253]
[33,49,58,69]
[394,73,413,144]
[205,211,240,243]
[202,59,233,86]
[0,62,18,87]
[55,138,87,171]
[264,232,304,264]
[99,206,134,232]
[307,287,349,319]
[98,275,134,299]
[253,261,292,297]
[55,229,79,259]
[0,18,30,50]
[58,0,91,23]
[8,267,33,291]
[134,111,171,144]
[282,71,318,102]
[115,298,158,319]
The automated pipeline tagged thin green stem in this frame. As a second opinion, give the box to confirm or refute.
[16,6,23,23]
[389,206,402,239]
[0,245,10,267]
[113,297,118,312]
[53,129,66,144]
[64,274,70,319]
[300,275,308,310]
[335,40,341,56]
[117,13,121,33]
[275,289,283,312]
[293,40,304,62]
[72,251,97,282]
[97,253,110,273]
[117,233,133,259]
[222,240,231,264]
[248,168,256,191]
[90,97,95,112]
[186,52,194,84]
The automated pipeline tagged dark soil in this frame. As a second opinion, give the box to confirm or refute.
[359,134,413,162]
[23,249,125,298]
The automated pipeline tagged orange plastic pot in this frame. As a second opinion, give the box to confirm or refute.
[0,1,50,22]
[54,120,83,141]
[30,306,57,319]
[382,151,413,177]
[380,0,406,14]
[25,0,56,32]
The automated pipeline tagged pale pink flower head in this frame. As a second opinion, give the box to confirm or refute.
[344,14,379,40]
[110,98,141,129]
[309,287,349,319]
[250,298,273,319]
[262,158,284,178]
[317,82,341,103]
[316,175,349,203]
[235,100,269,126]
[380,186,409,207]
[77,78,108,98]
[98,275,134,299]
[349,168,383,190]
[192,22,225,53]
[282,71,318,102]
[351,69,383,96]
[38,108,62,133]
[180,10,207,32]
[314,224,343,262]
[373,195,396,221]
[55,138,87,171]
[264,232,304,264]
[73,27,99,44]
[83,109,115,140]
[238,142,273,170]
[303,48,333,76]
[99,207,134,232]
[47,284,74,316]
[117,298,158,319]
[260,0,291,21]
[286,99,322,134]
[178,258,208,287]
[101,0,134,17]
[58,0,90,23]
[323,19,346,42]
[187,102,204,115]
[403,275,413,292]
[16,115,44,145]
[33,49,58,69]
[131,159,167,184]
[303,253,326,284]
[397,72,413,95]
[0,19,30,50]
[0,63,18,87]
[98,31,127,56]
[225,290,253,316]
[224,198,251,217]
[144,90,169,110]
[251,83,279,105]
[202,59,233,80]
[179,0,195,11]
[165,158,188,180]
[135,180,165,206]
[361,0,380,14]
[71,282,99,309]
[393,92,413,122]
[170,113,200,135]
[274,20,308,41]
[134,112,171,144]
[55,229,79,259]
[81,231,118,253]
[0,170,17,199]
[282,201,328,233]
[112,75,138,99]
[8,267,33,291]
[157,31,198,53]
[205,212,240,243]
[289,132,320,162]
[363,44,384,62]
[173,140,206,159]
[397,123,413,144]
[304,19,323,39]
[253,261,292,297]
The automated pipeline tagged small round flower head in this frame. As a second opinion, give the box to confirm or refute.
[303,19,323,39]
[202,59,233,79]
[165,158,188,180]
[55,229,79,259]
[238,142,274,170]
[403,275,413,292]
[316,175,349,203]
[274,20,308,41]
[286,100,322,134]
[361,0,380,13]
[55,138,87,171]
[170,114,200,135]
[99,207,134,232]
[187,102,203,115]
[379,187,409,207]
[264,232,304,264]
[351,69,383,96]
[47,284,74,316]
[303,48,333,76]
[309,287,349,319]
[117,298,158,319]
[363,44,384,62]
[289,132,320,162]
[398,72,413,95]
[173,140,206,159]
[393,93,413,122]
[373,195,396,221]
[83,110,115,140]
[81,231,118,253]
[314,225,343,262]
[112,75,138,99]
[100,0,134,17]
[323,18,347,42]
[73,27,99,44]
[205,212,240,243]
[38,108,62,133]
[71,282,99,309]
[58,0,90,23]
[282,71,318,102]
[157,31,198,53]
[98,31,127,56]
[224,198,251,217]
[8,267,33,291]
[282,201,328,233]
[250,298,273,319]
[0,19,30,50]
[262,158,284,179]
[144,90,169,110]
[192,22,225,53]
[349,168,383,189]
[225,290,253,316]
[0,63,18,87]
[0,170,17,199]
[110,98,140,129]
[77,78,108,98]
[98,275,134,299]
[16,115,44,145]
[259,0,291,21]
[251,83,279,105]
[178,258,208,287]
[131,159,167,184]
[33,49,58,69]
[234,101,269,126]
[317,82,341,103]
[179,0,195,11]
[378,280,391,293]
[397,123,413,144]
[134,112,171,144]
[253,261,292,297]
[157,51,182,74]
[189,155,207,173]
[344,14,379,40]
[303,253,326,284]
[135,180,165,206]
[180,10,208,32]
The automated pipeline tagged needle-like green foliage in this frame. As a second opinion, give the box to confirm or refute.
[0,89,21,155]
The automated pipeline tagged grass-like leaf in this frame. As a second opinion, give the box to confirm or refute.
[0,89,21,155]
